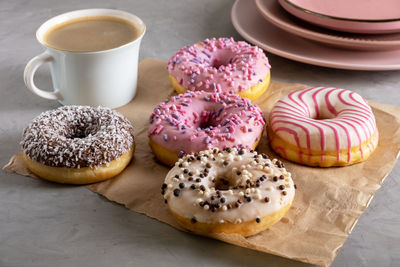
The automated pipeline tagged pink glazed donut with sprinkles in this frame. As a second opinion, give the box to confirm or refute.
[269,87,379,167]
[167,38,271,101]
[148,90,265,166]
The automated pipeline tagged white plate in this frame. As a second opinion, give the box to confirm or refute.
[231,0,400,71]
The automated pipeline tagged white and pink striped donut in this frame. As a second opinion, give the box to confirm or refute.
[269,87,379,167]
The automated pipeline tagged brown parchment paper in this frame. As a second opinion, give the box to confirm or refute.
[4,58,400,267]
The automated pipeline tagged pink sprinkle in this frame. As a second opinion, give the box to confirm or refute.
[154,125,164,135]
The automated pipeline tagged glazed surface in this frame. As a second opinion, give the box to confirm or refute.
[148,90,265,156]
[21,105,134,168]
[167,37,271,93]
[162,148,295,224]
[269,87,378,165]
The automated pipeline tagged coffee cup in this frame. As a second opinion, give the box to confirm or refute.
[24,9,146,108]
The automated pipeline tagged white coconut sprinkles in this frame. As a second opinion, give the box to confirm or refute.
[21,106,134,168]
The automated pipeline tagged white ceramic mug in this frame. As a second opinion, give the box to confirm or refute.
[24,9,146,108]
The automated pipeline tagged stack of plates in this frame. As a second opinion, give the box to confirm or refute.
[231,0,400,70]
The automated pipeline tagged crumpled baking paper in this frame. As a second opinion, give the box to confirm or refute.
[4,58,400,266]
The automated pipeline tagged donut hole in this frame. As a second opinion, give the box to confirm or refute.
[69,131,87,139]
[215,176,231,191]
[311,104,338,120]
[214,174,240,191]
[199,118,218,130]
[313,113,336,120]
[67,123,100,139]
[212,58,228,69]
[196,110,222,130]
[211,52,234,69]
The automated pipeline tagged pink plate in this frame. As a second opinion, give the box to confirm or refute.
[279,0,400,34]
[255,0,400,51]
[231,0,400,71]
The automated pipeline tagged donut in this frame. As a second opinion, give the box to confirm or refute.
[21,106,135,184]
[269,87,379,167]
[148,90,265,166]
[167,37,271,101]
[162,148,295,237]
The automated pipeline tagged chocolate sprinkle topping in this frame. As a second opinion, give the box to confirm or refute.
[173,188,181,197]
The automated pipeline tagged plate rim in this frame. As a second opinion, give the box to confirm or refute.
[283,0,400,23]
[231,0,400,71]
[254,0,400,48]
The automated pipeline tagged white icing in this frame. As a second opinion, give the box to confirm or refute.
[163,148,295,224]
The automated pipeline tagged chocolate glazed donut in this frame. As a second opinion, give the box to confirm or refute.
[21,105,135,184]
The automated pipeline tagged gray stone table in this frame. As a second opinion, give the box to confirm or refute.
[1,0,399,266]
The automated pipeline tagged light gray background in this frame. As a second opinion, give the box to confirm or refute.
[1,0,399,266]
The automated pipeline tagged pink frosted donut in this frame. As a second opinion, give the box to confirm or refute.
[167,38,271,101]
[269,87,379,167]
[148,90,265,165]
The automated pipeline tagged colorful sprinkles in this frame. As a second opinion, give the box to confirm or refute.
[148,90,265,158]
[167,37,271,93]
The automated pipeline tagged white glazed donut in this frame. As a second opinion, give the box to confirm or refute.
[269,87,378,167]
[161,148,295,237]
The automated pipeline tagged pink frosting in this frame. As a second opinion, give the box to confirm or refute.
[148,90,265,156]
[167,37,271,93]
[270,87,378,165]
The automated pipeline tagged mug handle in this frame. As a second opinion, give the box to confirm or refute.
[24,52,63,100]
